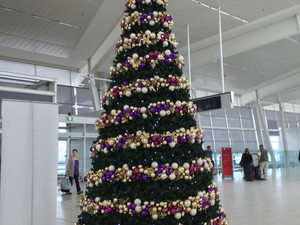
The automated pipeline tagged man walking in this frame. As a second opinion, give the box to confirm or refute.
[258,144,268,180]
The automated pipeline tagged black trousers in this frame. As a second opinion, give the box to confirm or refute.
[69,174,81,193]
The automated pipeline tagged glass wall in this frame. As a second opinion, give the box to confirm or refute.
[198,107,258,172]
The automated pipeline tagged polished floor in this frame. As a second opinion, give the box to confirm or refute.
[57,167,300,225]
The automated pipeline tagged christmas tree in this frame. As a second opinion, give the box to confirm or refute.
[76,0,228,224]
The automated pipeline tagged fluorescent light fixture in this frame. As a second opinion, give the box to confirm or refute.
[191,0,248,23]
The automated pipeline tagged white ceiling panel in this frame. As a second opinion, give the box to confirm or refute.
[0,0,104,28]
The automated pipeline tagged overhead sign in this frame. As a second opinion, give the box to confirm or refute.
[193,91,234,112]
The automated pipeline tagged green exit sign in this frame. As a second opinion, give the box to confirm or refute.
[67,116,73,121]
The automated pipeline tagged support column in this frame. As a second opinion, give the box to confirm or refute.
[256,101,277,168]
[218,6,225,93]
[252,103,264,145]
[279,100,290,167]
[187,24,192,98]
[88,74,101,111]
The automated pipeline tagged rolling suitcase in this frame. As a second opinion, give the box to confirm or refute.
[254,166,261,180]
[244,164,254,181]
[60,177,71,193]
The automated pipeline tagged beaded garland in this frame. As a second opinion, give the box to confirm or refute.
[110,50,184,77]
[90,127,203,155]
[125,0,169,11]
[78,184,220,220]
[103,75,189,104]
[84,158,213,187]
[96,101,196,129]
[116,31,178,56]
[121,11,173,31]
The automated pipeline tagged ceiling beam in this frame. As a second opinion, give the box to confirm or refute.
[240,67,300,105]
[179,5,300,67]
[0,46,86,71]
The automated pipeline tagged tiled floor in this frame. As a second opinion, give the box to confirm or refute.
[57,167,300,225]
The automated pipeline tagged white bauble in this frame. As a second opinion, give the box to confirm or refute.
[130,143,137,149]
[109,66,114,72]
[210,200,215,206]
[145,30,151,36]
[150,33,156,39]
[169,142,176,148]
[123,105,129,110]
[180,127,186,132]
[119,46,124,52]
[212,182,217,187]
[151,172,156,177]
[170,33,175,39]
[183,163,190,169]
[171,162,179,169]
[184,200,191,207]
[132,53,139,60]
[131,4,136,9]
[178,55,184,62]
[197,159,203,165]
[159,110,166,117]
[103,148,108,154]
[117,63,122,69]
[152,214,158,220]
[130,33,136,39]
[142,114,148,119]
[134,198,142,206]
[197,191,203,197]
[125,91,132,97]
[140,107,147,113]
[123,164,128,169]
[174,212,181,220]
[95,197,101,203]
[136,87,142,93]
[136,130,142,137]
[190,209,197,216]
[111,109,117,116]
[109,165,115,171]
[126,170,133,177]
[95,181,99,186]
[163,22,169,27]
[169,173,176,180]
[96,144,101,150]
[204,163,209,170]
[157,0,163,5]
[83,206,88,212]
[169,86,175,91]
[175,100,182,107]
[151,162,158,168]
[163,41,169,47]
[142,87,148,94]
[149,20,155,26]
[165,49,171,56]
[154,75,160,80]
[122,144,127,149]
[161,174,167,180]
[190,139,195,144]
[89,183,94,188]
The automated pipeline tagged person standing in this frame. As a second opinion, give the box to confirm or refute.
[65,149,83,194]
[207,146,215,175]
[258,144,269,180]
[241,148,254,181]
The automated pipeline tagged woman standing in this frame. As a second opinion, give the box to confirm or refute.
[65,149,83,194]
[241,148,254,181]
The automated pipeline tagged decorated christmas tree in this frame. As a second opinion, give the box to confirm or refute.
[76,0,228,224]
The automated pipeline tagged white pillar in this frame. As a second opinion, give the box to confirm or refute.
[218,6,225,93]
[89,74,101,111]
[279,101,290,167]
[187,24,193,98]
[256,101,277,168]
[252,103,264,145]
[0,100,58,225]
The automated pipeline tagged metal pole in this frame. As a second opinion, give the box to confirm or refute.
[218,6,225,93]
[187,24,193,98]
